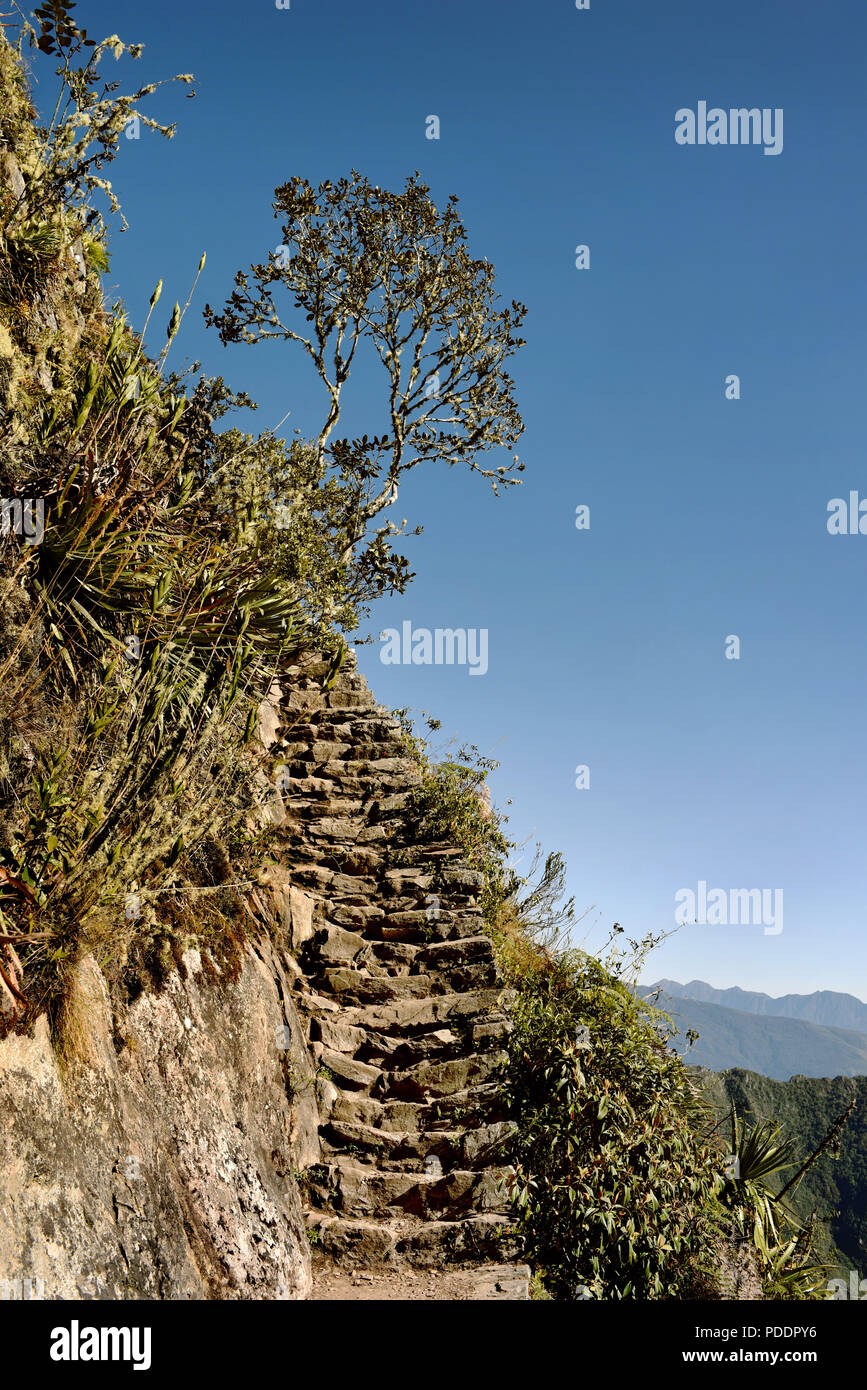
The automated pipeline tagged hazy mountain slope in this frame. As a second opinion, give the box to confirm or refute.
[638,988,867,1080]
[652,979,867,1033]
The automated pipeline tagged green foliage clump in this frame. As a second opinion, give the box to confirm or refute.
[0,14,314,1028]
[502,943,725,1300]
[6,1,193,235]
[0,4,192,433]
[0,283,312,1023]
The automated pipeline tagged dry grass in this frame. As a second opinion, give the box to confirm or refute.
[50,954,110,1077]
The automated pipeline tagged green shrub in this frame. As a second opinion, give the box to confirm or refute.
[501,944,725,1299]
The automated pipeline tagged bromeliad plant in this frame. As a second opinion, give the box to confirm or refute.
[720,1113,798,1258]
[718,1103,854,1299]
[0,280,315,1026]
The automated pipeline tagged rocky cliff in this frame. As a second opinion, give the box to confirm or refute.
[0,942,313,1300]
[0,652,529,1300]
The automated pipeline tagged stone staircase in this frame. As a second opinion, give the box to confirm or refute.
[267,651,530,1298]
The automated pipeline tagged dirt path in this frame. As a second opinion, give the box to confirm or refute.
[312,1261,531,1301]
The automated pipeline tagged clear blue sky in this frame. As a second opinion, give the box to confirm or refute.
[33,0,867,997]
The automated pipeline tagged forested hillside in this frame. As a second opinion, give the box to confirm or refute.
[699,1068,867,1279]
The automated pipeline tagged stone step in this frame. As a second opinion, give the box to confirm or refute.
[354,826,391,845]
[320,1118,466,1167]
[358,963,413,981]
[421,961,500,993]
[308,1212,517,1268]
[389,844,466,865]
[325,849,385,876]
[312,1016,370,1055]
[382,1051,506,1101]
[348,954,416,981]
[414,935,495,970]
[311,720,400,742]
[300,740,400,761]
[320,969,438,1006]
[306,924,366,966]
[331,1081,509,1133]
[330,1094,433,1134]
[328,904,386,928]
[316,1047,383,1093]
[358,1028,463,1068]
[322,757,417,778]
[287,791,367,813]
[277,758,413,787]
[380,910,483,935]
[353,1056,504,1106]
[306,1214,394,1265]
[315,1020,476,1069]
[398,1213,518,1265]
[314,1159,512,1221]
[470,1017,512,1047]
[281,775,343,795]
[377,1021,510,1067]
[285,867,381,900]
[359,941,420,970]
[320,1118,516,1171]
[281,770,412,796]
[416,1082,510,1128]
[337,989,509,1036]
[301,820,370,843]
[311,1009,510,1068]
[382,870,436,896]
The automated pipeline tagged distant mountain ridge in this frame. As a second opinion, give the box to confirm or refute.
[638,983,867,1080]
[650,979,867,1033]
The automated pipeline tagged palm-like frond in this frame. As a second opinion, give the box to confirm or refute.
[721,1111,801,1258]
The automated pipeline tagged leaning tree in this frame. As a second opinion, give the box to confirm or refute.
[204,170,527,626]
